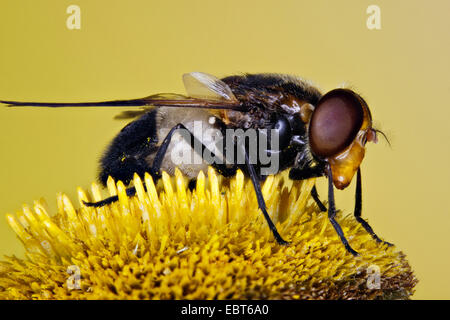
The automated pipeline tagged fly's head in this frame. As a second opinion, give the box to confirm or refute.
[308,88,378,189]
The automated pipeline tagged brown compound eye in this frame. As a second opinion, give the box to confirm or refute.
[309,89,364,158]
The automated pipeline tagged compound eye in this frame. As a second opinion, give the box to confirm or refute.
[309,89,364,158]
[272,116,292,150]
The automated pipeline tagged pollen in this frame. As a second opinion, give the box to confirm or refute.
[0,167,417,299]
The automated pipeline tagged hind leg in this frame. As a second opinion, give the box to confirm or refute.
[85,122,236,207]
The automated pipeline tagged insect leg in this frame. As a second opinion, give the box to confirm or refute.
[85,122,236,208]
[327,166,359,256]
[289,167,326,212]
[311,185,327,212]
[243,146,289,245]
[354,168,393,246]
[83,187,137,207]
[151,123,237,178]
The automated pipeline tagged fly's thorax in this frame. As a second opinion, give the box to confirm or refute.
[147,107,307,178]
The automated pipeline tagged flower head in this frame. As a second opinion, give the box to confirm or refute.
[0,167,416,299]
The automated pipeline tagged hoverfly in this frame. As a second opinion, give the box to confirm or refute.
[1,72,392,256]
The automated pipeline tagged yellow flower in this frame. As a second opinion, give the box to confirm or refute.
[0,167,416,299]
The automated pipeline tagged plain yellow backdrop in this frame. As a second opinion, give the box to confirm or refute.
[0,0,449,299]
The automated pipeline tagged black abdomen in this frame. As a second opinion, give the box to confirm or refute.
[98,110,158,186]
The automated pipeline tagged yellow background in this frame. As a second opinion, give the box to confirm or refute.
[0,0,449,299]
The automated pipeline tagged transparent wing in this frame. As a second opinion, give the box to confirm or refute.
[182,72,238,102]
[0,72,244,120]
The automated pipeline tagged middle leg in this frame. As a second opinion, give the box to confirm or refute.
[289,166,326,212]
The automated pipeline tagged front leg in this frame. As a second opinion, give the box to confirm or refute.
[354,168,393,246]
[327,166,359,256]
[290,165,359,255]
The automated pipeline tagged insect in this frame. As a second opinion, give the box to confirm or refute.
[1,72,392,256]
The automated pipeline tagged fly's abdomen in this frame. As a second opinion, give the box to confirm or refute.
[148,107,225,179]
[98,110,159,186]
